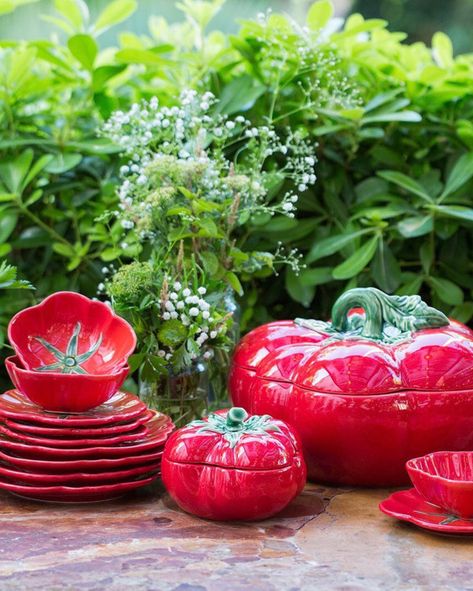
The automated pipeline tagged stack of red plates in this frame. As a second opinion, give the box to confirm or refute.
[0,390,174,502]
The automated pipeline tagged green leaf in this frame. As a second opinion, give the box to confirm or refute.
[54,0,88,29]
[45,153,82,174]
[199,251,219,275]
[100,247,122,262]
[115,48,167,66]
[127,352,145,373]
[398,216,433,238]
[428,276,463,306]
[285,269,315,307]
[432,32,453,68]
[306,0,333,30]
[94,0,137,34]
[158,319,187,348]
[378,170,432,202]
[216,74,265,115]
[439,153,473,200]
[371,241,401,292]
[397,276,423,296]
[0,260,33,289]
[92,65,126,92]
[52,242,76,258]
[197,218,220,238]
[306,229,371,263]
[0,0,38,16]
[451,302,473,324]
[362,111,421,124]
[0,210,18,243]
[431,205,473,223]
[68,34,98,70]
[224,271,243,296]
[0,149,33,194]
[420,241,434,274]
[299,267,333,287]
[332,236,378,280]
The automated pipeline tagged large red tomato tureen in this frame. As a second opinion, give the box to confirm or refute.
[229,287,473,486]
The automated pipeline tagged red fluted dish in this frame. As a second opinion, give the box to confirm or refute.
[8,291,136,374]
[229,287,473,486]
[407,452,473,518]
[162,407,306,521]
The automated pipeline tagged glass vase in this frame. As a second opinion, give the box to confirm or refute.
[139,361,208,427]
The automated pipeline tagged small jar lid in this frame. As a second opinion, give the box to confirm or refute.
[164,407,301,470]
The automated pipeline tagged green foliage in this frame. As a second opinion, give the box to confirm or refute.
[0,0,473,371]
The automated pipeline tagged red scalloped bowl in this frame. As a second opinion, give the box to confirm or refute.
[8,291,136,374]
[406,451,473,518]
[6,356,129,412]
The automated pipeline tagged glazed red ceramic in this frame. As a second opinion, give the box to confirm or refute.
[0,390,147,426]
[379,488,473,535]
[229,287,473,486]
[6,356,129,412]
[8,291,136,375]
[0,460,160,485]
[4,409,154,438]
[162,407,306,521]
[0,421,149,448]
[0,448,164,473]
[0,413,173,459]
[0,474,158,503]
[406,452,473,518]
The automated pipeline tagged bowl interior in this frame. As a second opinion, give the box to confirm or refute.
[9,292,135,374]
[410,452,473,482]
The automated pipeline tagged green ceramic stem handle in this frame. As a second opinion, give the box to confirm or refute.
[331,287,449,341]
[225,407,248,431]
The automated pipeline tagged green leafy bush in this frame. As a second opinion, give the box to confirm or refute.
[1,0,473,371]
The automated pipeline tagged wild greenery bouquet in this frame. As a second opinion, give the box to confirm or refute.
[101,89,317,410]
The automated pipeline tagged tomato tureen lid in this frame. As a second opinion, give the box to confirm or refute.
[232,288,473,395]
[164,408,301,470]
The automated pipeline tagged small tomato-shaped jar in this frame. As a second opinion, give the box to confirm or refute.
[161,407,306,521]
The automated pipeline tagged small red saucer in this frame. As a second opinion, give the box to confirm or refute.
[0,460,161,485]
[4,410,154,437]
[0,448,164,472]
[0,390,147,426]
[0,415,173,459]
[0,422,149,448]
[0,473,158,503]
[379,488,473,535]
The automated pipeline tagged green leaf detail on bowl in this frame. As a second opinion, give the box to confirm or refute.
[33,322,103,374]
[414,509,473,525]
[191,407,282,448]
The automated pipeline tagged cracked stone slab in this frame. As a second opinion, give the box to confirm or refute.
[0,482,471,590]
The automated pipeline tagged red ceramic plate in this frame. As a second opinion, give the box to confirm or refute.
[379,488,473,535]
[0,422,150,448]
[0,390,147,426]
[0,448,164,473]
[4,410,154,437]
[0,460,161,485]
[0,415,174,459]
[0,473,158,503]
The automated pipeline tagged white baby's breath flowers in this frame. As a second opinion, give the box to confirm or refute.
[102,90,317,251]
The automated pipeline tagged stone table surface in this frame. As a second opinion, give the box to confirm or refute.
[0,482,471,591]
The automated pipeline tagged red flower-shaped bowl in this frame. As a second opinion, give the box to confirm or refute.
[6,356,129,413]
[406,451,473,518]
[8,291,136,375]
